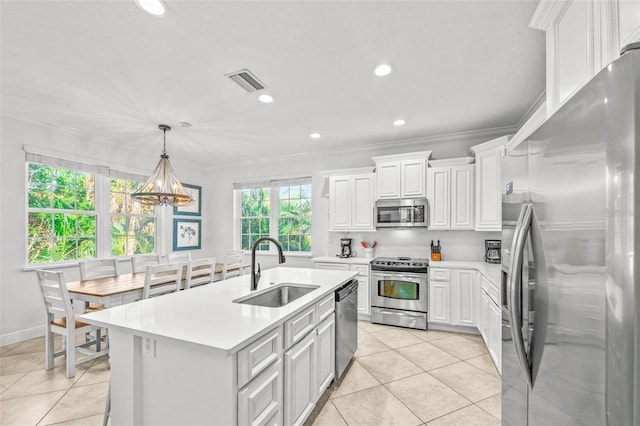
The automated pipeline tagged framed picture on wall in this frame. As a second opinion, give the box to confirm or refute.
[173,218,201,251]
[173,183,201,216]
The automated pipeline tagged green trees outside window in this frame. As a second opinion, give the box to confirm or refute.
[27,163,158,264]
[239,183,311,252]
[27,164,96,263]
[110,178,156,256]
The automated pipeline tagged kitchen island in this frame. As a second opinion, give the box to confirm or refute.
[81,267,356,426]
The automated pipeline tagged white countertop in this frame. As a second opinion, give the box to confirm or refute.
[428,261,502,286]
[80,267,356,355]
[312,256,373,265]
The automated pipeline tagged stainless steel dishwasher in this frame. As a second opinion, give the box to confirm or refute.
[335,279,358,379]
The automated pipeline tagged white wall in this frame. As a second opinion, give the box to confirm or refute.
[1,115,511,345]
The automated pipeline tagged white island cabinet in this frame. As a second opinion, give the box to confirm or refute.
[81,267,356,426]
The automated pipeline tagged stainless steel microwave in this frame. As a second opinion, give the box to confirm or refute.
[375,199,428,228]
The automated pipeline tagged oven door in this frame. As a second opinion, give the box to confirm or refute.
[370,271,428,312]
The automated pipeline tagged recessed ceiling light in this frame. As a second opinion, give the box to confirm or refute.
[178,122,192,128]
[310,133,321,139]
[135,0,167,16]
[374,64,393,76]
[258,94,274,103]
[393,119,406,126]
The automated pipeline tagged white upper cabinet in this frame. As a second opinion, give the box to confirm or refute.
[530,0,640,115]
[427,158,474,231]
[376,162,401,199]
[471,137,507,232]
[329,173,375,231]
[427,167,451,229]
[372,151,432,200]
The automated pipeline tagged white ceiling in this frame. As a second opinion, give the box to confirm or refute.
[1,0,545,169]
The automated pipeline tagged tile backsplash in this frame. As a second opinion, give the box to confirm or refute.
[327,229,501,262]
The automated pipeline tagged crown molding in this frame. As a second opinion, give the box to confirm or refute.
[529,0,571,30]
[207,125,518,171]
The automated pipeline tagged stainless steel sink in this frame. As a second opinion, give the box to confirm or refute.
[233,284,319,308]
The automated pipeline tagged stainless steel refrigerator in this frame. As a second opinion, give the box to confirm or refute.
[501,42,640,425]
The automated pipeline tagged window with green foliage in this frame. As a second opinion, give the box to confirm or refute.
[110,178,156,256]
[27,159,159,265]
[238,180,312,253]
[240,188,271,251]
[277,184,311,252]
[27,164,97,263]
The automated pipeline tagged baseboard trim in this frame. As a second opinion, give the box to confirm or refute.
[0,325,45,347]
[428,323,480,335]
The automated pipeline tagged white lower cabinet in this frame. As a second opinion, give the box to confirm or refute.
[315,315,335,399]
[283,297,336,426]
[284,332,317,426]
[428,280,450,324]
[478,276,502,374]
[487,298,502,373]
[428,267,477,327]
[450,269,477,326]
[238,295,336,426]
[238,359,283,426]
[315,262,370,317]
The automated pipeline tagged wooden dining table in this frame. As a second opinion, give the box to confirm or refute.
[67,262,250,308]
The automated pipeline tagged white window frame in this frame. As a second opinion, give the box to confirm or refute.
[233,176,312,256]
[24,150,161,267]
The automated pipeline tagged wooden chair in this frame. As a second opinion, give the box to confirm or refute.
[132,254,161,273]
[35,270,109,379]
[168,251,191,263]
[142,262,183,299]
[223,250,245,280]
[79,259,119,311]
[185,257,216,289]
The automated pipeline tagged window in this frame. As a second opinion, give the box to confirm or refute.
[240,188,271,251]
[277,183,311,252]
[26,153,158,265]
[110,178,156,256]
[236,178,312,253]
[27,164,97,263]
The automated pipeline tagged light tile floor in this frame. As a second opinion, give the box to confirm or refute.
[0,322,501,426]
[306,321,501,426]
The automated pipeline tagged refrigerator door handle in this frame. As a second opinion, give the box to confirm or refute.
[508,202,533,388]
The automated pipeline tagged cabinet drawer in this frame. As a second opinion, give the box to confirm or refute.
[238,326,283,389]
[429,268,450,281]
[350,264,370,276]
[238,358,283,426]
[315,262,349,271]
[317,294,335,323]
[284,305,317,349]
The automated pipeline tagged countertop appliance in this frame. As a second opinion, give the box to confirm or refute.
[335,279,358,379]
[375,199,428,228]
[484,240,500,264]
[338,238,353,258]
[370,257,429,330]
[501,43,640,426]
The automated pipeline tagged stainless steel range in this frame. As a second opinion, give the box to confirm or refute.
[370,257,429,330]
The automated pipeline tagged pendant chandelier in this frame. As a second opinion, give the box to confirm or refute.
[130,124,194,206]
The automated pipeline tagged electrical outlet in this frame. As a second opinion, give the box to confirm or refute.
[143,337,155,357]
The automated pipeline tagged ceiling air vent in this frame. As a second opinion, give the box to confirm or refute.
[225,69,267,93]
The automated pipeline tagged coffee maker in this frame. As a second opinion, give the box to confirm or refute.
[339,238,353,258]
[484,240,501,264]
